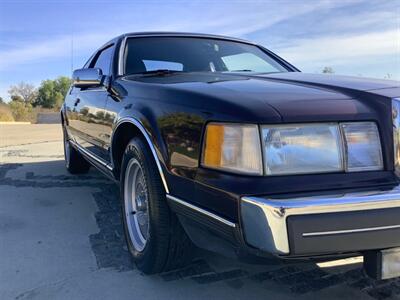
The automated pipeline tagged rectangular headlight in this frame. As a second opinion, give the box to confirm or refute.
[262,124,343,175]
[341,122,383,172]
[202,123,263,175]
[202,121,383,176]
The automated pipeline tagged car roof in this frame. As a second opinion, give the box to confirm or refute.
[103,32,256,47]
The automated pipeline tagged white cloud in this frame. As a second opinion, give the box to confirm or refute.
[0,0,354,72]
[0,32,115,71]
[0,0,398,98]
[277,29,399,65]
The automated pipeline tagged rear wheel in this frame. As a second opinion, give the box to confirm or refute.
[63,126,90,174]
[121,137,193,274]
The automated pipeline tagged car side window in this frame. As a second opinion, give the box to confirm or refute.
[91,45,115,76]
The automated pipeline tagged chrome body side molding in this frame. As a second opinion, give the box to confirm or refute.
[166,194,236,228]
[111,117,170,193]
[69,139,113,171]
[241,185,400,255]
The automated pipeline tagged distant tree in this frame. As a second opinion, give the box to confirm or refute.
[36,79,56,108]
[8,82,37,104]
[384,73,393,79]
[322,66,335,74]
[96,111,105,119]
[11,95,24,102]
[81,107,89,116]
[55,76,71,96]
[0,96,4,104]
[36,76,71,109]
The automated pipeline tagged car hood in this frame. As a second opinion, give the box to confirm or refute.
[261,72,399,92]
[123,72,400,123]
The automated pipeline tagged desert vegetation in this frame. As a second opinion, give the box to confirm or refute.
[0,77,71,123]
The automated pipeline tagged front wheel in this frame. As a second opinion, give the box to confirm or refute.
[120,137,193,274]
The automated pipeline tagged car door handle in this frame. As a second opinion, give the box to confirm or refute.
[74,98,80,106]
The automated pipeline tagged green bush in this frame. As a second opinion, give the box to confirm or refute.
[36,76,71,109]
[0,104,14,122]
[9,101,33,122]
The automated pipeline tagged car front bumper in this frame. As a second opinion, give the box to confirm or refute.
[241,185,400,256]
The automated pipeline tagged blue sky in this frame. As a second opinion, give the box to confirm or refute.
[0,0,399,100]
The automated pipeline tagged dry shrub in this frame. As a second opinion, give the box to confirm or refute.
[9,101,33,122]
[0,104,14,122]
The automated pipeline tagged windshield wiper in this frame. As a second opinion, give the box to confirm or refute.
[132,69,185,77]
[228,69,254,72]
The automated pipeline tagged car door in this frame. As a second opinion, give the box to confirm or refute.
[70,44,115,161]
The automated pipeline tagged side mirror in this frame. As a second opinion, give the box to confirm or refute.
[72,68,103,88]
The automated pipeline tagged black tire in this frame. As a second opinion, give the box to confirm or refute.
[63,126,90,174]
[120,137,193,274]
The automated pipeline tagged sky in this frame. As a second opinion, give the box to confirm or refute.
[0,0,399,100]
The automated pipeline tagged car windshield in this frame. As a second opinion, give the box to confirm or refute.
[123,37,288,75]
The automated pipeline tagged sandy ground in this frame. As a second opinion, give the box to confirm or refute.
[0,124,398,300]
[0,124,62,147]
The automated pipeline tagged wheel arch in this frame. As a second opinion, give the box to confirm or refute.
[111,117,170,193]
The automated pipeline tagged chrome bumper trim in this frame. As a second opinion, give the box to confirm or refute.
[302,224,400,237]
[241,185,400,255]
